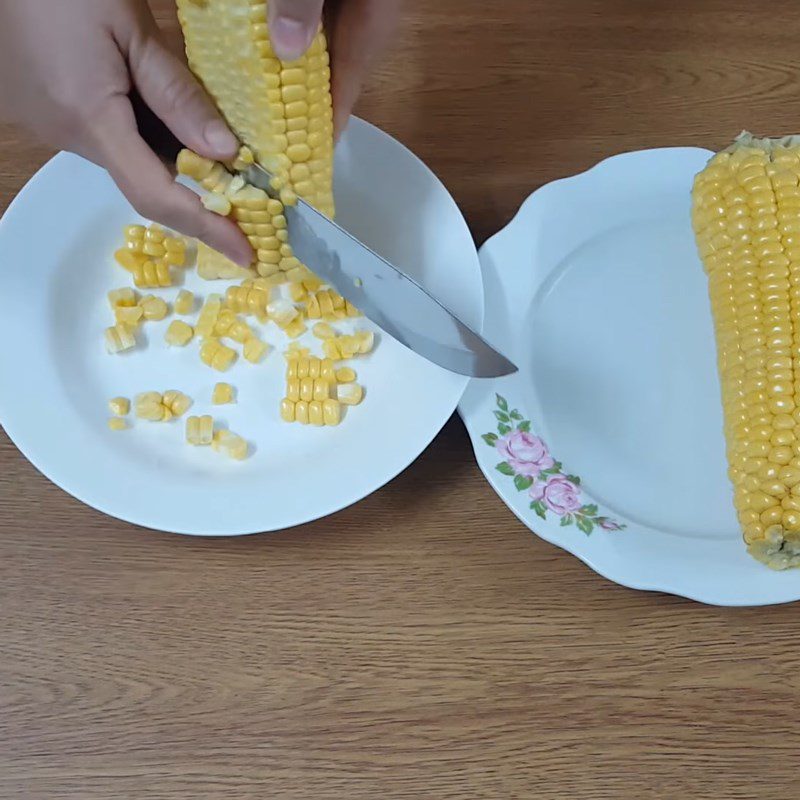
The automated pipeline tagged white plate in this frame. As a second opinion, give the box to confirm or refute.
[0,118,483,535]
[460,147,800,606]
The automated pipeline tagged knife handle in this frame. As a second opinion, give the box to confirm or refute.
[130,90,183,168]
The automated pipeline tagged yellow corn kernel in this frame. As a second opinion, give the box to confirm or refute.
[115,306,144,326]
[108,287,137,308]
[139,295,169,321]
[335,367,356,383]
[143,240,166,258]
[200,338,237,371]
[163,390,192,417]
[286,378,300,402]
[108,417,129,431]
[305,292,321,319]
[299,377,314,402]
[320,358,336,382]
[295,400,310,425]
[337,383,363,406]
[202,191,232,216]
[312,322,336,340]
[135,392,169,421]
[280,398,296,422]
[228,320,253,344]
[105,323,136,354]
[196,241,252,280]
[243,338,269,364]
[283,317,307,339]
[114,248,147,273]
[145,224,165,243]
[268,298,299,328]
[308,400,324,426]
[212,429,249,460]
[174,289,194,315]
[355,330,375,354]
[108,397,130,416]
[186,414,214,446]
[165,319,194,346]
[196,293,223,337]
[212,382,235,405]
[345,300,360,317]
[132,258,172,289]
[289,282,307,302]
[313,379,330,402]
[225,281,269,321]
[124,224,146,242]
[322,398,341,426]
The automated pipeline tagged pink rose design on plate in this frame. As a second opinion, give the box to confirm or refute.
[495,430,554,478]
[530,475,582,515]
[599,518,622,531]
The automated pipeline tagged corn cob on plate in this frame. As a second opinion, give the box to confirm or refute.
[0,118,483,536]
[460,143,800,605]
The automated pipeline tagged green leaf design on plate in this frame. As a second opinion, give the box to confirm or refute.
[576,516,594,535]
[486,396,626,534]
[514,474,533,492]
[530,500,547,519]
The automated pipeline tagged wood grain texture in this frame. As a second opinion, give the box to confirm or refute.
[3,1,800,797]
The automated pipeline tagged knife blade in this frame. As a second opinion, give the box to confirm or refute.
[241,164,517,378]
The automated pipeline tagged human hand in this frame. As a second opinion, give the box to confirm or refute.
[0,0,253,265]
[268,0,401,138]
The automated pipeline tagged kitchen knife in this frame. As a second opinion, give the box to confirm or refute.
[241,163,517,378]
[130,92,516,377]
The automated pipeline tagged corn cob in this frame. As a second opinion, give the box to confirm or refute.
[176,0,334,216]
[692,132,800,568]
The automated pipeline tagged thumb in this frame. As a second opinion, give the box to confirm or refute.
[129,35,239,162]
[268,0,325,61]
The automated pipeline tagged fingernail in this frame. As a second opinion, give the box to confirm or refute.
[229,243,255,269]
[204,120,238,157]
[271,15,314,60]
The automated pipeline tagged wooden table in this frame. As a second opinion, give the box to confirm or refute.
[2,1,800,796]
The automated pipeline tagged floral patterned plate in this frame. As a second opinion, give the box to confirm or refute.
[459,147,800,606]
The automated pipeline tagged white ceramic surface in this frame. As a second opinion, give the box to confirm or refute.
[0,118,483,535]
[460,147,800,606]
